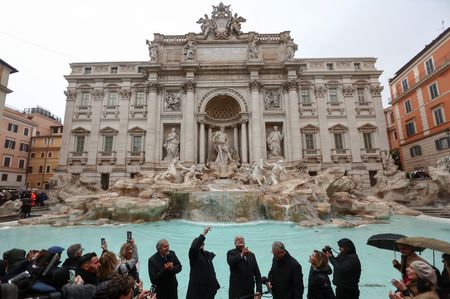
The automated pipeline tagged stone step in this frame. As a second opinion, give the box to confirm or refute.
[409,206,450,219]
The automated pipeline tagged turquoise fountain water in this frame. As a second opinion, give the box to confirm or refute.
[1,216,449,299]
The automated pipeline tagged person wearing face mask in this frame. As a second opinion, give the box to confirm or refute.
[227,235,262,299]
[324,238,361,299]
[186,226,220,299]
[267,241,304,299]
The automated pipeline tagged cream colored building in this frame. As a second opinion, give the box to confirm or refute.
[58,3,388,188]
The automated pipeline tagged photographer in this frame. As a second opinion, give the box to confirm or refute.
[323,238,361,299]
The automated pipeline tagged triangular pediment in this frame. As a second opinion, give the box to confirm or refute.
[329,124,348,132]
[71,127,90,134]
[358,123,377,132]
[99,126,118,134]
[128,126,146,134]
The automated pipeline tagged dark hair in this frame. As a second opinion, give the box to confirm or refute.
[106,274,133,299]
[416,276,433,293]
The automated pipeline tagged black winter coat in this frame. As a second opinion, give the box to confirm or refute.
[307,265,335,299]
[227,248,262,299]
[329,239,361,291]
[148,250,182,299]
[268,251,304,299]
[186,234,220,299]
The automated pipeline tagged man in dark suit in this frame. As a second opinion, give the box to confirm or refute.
[186,226,220,299]
[227,236,262,299]
[148,239,182,299]
[268,241,304,299]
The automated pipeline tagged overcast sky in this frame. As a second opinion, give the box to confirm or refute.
[1,0,449,120]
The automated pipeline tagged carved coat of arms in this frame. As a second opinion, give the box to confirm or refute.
[197,2,246,39]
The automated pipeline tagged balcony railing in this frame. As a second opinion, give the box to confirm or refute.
[331,148,351,162]
[126,151,145,164]
[97,151,117,165]
[360,148,381,162]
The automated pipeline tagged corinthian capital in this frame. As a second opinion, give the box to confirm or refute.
[342,86,355,97]
[314,86,326,97]
[249,80,264,91]
[64,90,77,100]
[183,80,197,93]
[283,79,298,92]
[91,89,104,100]
[147,82,162,93]
[370,85,383,96]
[119,88,132,100]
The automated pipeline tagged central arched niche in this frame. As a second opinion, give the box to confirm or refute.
[204,95,241,123]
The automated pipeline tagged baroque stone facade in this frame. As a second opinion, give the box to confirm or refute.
[58,3,389,188]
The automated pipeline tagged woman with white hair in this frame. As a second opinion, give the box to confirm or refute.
[389,260,439,299]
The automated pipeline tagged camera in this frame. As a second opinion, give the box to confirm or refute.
[322,245,332,254]
[127,231,132,242]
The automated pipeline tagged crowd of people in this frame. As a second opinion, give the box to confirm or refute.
[0,226,449,299]
[0,189,48,218]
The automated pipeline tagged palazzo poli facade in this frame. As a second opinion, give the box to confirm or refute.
[58,3,389,188]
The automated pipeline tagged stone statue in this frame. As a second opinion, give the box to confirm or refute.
[265,160,288,185]
[178,163,203,183]
[211,127,234,165]
[155,158,179,183]
[184,41,196,61]
[249,40,258,59]
[229,13,246,35]
[286,40,297,59]
[165,92,182,111]
[163,128,180,160]
[146,39,158,61]
[436,156,450,172]
[266,125,283,158]
[196,14,214,37]
[249,158,266,186]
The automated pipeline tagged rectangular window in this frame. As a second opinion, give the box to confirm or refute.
[429,83,439,100]
[75,136,85,153]
[4,139,16,149]
[84,67,92,74]
[363,132,373,149]
[405,100,412,113]
[393,131,398,140]
[357,88,365,104]
[4,157,11,167]
[1,174,7,181]
[410,145,422,157]
[46,165,51,173]
[425,58,434,75]
[326,63,334,70]
[402,78,409,92]
[48,152,53,158]
[329,88,338,104]
[334,133,344,150]
[16,175,22,182]
[132,136,142,153]
[27,166,33,173]
[435,137,450,151]
[354,63,361,71]
[108,91,118,106]
[52,127,59,134]
[406,121,416,137]
[135,91,145,106]
[301,89,311,104]
[80,92,90,106]
[103,136,113,153]
[111,67,118,74]
[433,107,444,125]
[44,138,48,145]
[24,128,29,136]
[18,159,25,169]
[19,143,29,152]
[50,138,54,145]
[40,152,45,158]
[39,166,43,173]
[305,133,315,149]
[30,153,36,158]
[7,123,18,133]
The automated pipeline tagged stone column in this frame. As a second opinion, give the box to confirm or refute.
[87,87,104,165]
[284,79,302,161]
[145,82,161,163]
[233,126,239,152]
[240,121,248,163]
[183,80,197,163]
[59,90,77,168]
[314,84,332,163]
[371,84,390,152]
[116,87,132,165]
[199,121,205,164]
[249,80,263,161]
[342,84,361,163]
